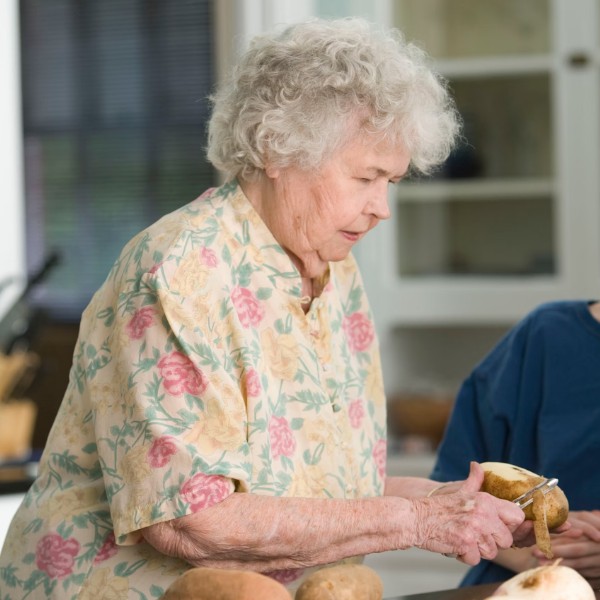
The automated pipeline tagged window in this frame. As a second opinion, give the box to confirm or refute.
[20,0,216,320]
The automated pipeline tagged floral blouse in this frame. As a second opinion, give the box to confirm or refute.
[0,181,387,599]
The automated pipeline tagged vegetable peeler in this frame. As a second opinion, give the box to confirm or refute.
[513,478,559,509]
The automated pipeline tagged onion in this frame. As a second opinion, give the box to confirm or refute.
[485,562,595,599]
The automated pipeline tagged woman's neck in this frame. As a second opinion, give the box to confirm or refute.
[238,173,329,283]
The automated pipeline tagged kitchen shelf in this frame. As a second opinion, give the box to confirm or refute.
[436,54,553,79]
[397,178,555,202]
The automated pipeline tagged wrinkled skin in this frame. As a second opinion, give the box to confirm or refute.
[143,462,532,574]
[409,462,532,566]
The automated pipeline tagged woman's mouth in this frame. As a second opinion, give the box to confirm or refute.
[341,230,362,242]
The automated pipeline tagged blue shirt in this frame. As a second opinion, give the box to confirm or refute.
[430,300,600,586]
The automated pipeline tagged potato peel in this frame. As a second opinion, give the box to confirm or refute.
[532,489,553,559]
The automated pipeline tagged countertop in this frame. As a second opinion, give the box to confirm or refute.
[388,583,600,599]
[388,584,496,599]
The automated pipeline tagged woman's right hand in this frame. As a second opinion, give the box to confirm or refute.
[410,461,528,565]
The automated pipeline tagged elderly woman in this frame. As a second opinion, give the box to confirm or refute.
[0,18,532,598]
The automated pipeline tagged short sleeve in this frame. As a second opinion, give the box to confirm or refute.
[92,268,251,543]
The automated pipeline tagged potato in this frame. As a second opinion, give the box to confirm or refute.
[480,461,569,558]
[295,564,383,600]
[161,567,293,600]
[487,561,595,599]
[480,462,569,527]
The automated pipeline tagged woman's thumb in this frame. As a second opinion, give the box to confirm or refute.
[461,461,484,494]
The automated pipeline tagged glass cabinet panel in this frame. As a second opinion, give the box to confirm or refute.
[390,0,556,282]
[396,197,555,277]
[393,0,550,58]
[442,75,552,179]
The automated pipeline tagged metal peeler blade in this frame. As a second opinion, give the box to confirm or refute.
[513,477,559,509]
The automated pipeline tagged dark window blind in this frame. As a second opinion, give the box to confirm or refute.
[20,0,216,320]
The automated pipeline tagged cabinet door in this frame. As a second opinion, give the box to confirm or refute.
[355,0,600,326]
[394,1,555,285]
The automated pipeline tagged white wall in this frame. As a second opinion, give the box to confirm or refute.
[0,0,26,320]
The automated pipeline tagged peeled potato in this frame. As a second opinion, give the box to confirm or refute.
[295,564,383,600]
[480,462,569,527]
[487,562,595,599]
[161,567,293,600]
[480,462,569,558]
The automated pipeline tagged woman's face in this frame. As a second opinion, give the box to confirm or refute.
[262,134,411,278]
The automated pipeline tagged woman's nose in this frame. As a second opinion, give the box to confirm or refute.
[368,183,391,220]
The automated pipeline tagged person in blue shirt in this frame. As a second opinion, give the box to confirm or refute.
[431,300,600,589]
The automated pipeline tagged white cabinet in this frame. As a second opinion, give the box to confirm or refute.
[354,0,600,327]
[221,0,600,331]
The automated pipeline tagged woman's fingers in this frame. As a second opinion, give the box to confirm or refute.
[459,461,485,495]
[495,497,527,531]
[415,487,525,563]
[509,519,536,547]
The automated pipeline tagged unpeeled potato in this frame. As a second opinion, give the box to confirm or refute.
[480,462,569,558]
[295,564,383,600]
[161,567,293,600]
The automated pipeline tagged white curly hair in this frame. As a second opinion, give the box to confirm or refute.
[207,17,460,181]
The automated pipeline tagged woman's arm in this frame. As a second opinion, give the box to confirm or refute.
[384,475,450,498]
[143,492,416,572]
[142,462,528,572]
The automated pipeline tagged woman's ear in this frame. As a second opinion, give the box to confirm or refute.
[264,163,280,179]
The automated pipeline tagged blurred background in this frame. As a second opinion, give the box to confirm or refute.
[1,0,599,594]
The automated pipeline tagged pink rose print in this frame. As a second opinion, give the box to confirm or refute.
[265,569,305,584]
[231,286,264,328]
[158,351,208,396]
[342,312,374,353]
[181,472,231,511]
[149,261,163,275]
[244,368,262,397]
[200,246,218,268]
[94,531,117,564]
[269,416,296,460]
[147,435,178,468]
[36,533,80,579]
[197,188,215,202]
[348,398,365,429]
[372,438,387,478]
[125,307,156,340]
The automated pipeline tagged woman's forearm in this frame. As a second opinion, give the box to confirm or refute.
[384,475,444,498]
[142,492,417,572]
[142,464,528,572]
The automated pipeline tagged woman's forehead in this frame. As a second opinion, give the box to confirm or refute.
[337,134,411,175]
